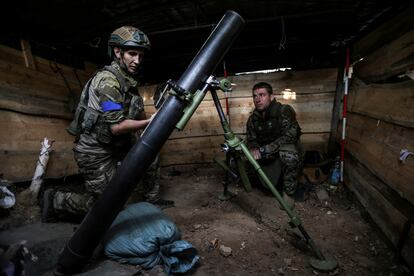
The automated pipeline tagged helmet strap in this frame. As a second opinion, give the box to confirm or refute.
[116,49,128,72]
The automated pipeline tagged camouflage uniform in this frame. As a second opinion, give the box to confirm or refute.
[54,61,160,215]
[246,99,302,195]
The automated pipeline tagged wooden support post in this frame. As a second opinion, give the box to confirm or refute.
[20,39,37,70]
[327,48,345,157]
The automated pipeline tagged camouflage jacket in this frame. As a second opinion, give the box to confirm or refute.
[73,61,145,155]
[246,99,301,154]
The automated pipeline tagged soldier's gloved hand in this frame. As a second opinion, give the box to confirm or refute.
[250,148,261,160]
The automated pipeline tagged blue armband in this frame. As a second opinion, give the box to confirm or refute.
[101,101,123,112]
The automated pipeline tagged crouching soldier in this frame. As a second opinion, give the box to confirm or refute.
[246,82,302,209]
[42,26,174,222]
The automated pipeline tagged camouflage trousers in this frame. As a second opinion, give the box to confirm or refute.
[248,144,303,196]
[53,152,160,216]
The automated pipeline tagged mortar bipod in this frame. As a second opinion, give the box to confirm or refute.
[209,83,338,272]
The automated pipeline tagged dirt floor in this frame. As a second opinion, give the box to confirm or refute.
[0,165,410,275]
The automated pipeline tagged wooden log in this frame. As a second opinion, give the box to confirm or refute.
[352,5,414,61]
[353,29,414,83]
[159,133,329,167]
[348,79,414,128]
[139,68,337,104]
[29,138,53,197]
[300,133,330,152]
[345,155,414,268]
[0,60,80,102]
[0,63,336,179]
[160,135,225,166]
[142,68,336,168]
[0,45,25,66]
[0,110,77,182]
[346,112,414,204]
[144,93,334,137]
[176,95,332,137]
[0,87,73,119]
[0,44,93,84]
[1,149,77,183]
[328,48,346,156]
[227,68,337,96]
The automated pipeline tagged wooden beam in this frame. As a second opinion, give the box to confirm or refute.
[20,40,37,70]
[0,87,73,120]
[142,68,336,167]
[0,44,92,84]
[0,110,76,182]
[227,68,338,96]
[354,29,414,83]
[328,48,345,157]
[346,155,414,269]
[352,5,414,61]
[348,79,414,128]
[346,112,414,205]
[160,133,330,167]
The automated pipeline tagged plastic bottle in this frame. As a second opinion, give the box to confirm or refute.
[330,157,341,185]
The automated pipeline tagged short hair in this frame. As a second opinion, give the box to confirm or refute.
[252,82,273,95]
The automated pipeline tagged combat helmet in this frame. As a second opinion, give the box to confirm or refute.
[108,26,151,57]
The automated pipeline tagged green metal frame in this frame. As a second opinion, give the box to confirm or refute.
[174,76,338,271]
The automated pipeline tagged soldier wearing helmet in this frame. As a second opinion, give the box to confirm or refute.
[107,26,151,75]
[42,26,174,221]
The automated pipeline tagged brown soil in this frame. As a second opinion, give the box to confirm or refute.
[0,166,407,275]
[160,166,402,276]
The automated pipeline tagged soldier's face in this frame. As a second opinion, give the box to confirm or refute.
[253,88,272,111]
[115,48,145,74]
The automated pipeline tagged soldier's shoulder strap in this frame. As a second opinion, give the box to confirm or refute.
[102,65,129,94]
[81,66,128,107]
[79,72,98,107]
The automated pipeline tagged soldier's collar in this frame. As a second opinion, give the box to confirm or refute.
[111,61,138,88]
[254,99,278,119]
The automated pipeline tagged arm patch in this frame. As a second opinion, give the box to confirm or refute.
[101,101,123,112]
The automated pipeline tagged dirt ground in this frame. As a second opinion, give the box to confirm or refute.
[0,165,409,275]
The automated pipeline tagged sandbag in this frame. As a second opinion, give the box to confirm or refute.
[103,202,199,274]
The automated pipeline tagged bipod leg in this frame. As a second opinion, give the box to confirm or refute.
[234,153,252,192]
[239,142,338,272]
[211,85,337,271]
[297,224,338,271]
[220,152,236,200]
[213,155,236,201]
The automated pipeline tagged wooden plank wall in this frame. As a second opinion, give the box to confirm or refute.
[0,43,336,182]
[140,68,337,166]
[345,8,414,267]
[0,44,95,182]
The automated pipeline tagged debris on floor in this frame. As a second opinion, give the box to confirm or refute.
[0,166,410,275]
